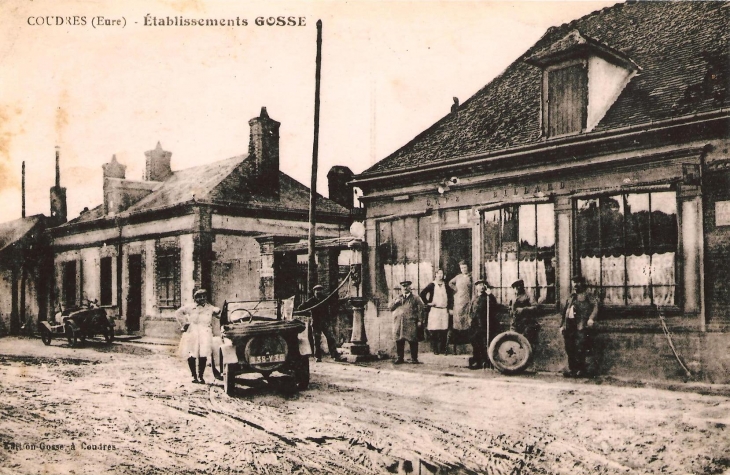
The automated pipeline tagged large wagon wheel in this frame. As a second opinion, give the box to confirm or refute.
[488,331,532,375]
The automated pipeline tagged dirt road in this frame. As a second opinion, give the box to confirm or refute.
[0,337,728,475]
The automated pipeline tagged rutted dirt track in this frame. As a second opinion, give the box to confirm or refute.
[0,337,729,475]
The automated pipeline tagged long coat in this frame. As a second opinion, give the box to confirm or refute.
[389,292,425,342]
[176,302,220,359]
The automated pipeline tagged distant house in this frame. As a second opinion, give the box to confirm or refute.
[48,108,352,339]
[0,150,67,336]
[353,2,730,382]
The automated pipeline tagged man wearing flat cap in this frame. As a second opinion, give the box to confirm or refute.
[298,284,343,362]
[511,279,539,347]
[389,280,425,364]
[175,289,220,384]
[468,279,499,369]
[561,275,598,377]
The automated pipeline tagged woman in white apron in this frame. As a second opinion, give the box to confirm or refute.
[419,269,454,354]
[176,289,220,384]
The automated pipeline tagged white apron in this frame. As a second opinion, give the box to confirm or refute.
[176,303,219,359]
[427,283,449,331]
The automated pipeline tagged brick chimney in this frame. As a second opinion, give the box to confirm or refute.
[103,154,156,216]
[49,146,67,224]
[144,142,173,182]
[327,166,354,209]
[248,107,280,198]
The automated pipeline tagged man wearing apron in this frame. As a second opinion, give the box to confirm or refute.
[419,269,454,355]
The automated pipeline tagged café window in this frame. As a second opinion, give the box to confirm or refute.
[482,203,556,305]
[99,256,113,306]
[575,191,677,307]
[156,246,181,308]
[377,216,433,301]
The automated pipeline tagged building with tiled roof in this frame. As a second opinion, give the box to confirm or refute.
[49,108,354,338]
[352,1,730,382]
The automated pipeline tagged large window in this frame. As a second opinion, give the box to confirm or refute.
[156,246,180,308]
[100,256,113,306]
[482,203,556,305]
[377,216,433,301]
[575,191,677,306]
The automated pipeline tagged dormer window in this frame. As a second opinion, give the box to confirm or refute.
[546,61,588,137]
[527,30,640,138]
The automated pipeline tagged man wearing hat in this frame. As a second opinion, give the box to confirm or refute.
[560,276,598,377]
[511,279,539,347]
[468,279,499,369]
[175,289,220,384]
[298,284,343,362]
[389,280,426,364]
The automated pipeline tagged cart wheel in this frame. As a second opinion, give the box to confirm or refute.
[223,363,237,396]
[104,327,114,343]
[65,324,78,347]
[488,331,532,375]
[294,357,310,390]
[41,329,52,346]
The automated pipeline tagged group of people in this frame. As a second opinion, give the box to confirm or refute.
[388,261,598,376]
[174,267,598,384]
[389,261,501,369]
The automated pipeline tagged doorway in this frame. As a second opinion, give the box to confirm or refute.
[440,228,472,283]
[127,254,143,332]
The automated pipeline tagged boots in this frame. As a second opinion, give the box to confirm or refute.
[198,357,207,384]
[188,357,198,383]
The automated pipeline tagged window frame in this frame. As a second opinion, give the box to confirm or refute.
[480,201,556,306]
[572,190,680,309]
[375,213,434,303]
[155,245,181,309]
[542,59,588,139]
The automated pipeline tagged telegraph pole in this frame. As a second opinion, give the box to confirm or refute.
[307,19,323,296]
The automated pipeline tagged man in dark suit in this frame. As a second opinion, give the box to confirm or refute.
[469,280,499,369]
[298,285,342,362]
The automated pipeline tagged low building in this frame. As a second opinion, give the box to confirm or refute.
[48,108,352,339]
[353,2,730,382]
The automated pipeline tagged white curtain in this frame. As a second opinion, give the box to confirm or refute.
[418,261,434,294]
[580,256,601,286]
[651,252,675,306]
[626,254,651,305]
[601,255,625,305]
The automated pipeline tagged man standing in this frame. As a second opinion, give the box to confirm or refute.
[176,289,220,384]
[419,269,453,355]
[299,285,342,362]
[468,280,499,369]
[511,279,539,347]
[561,276,598,378]
[390,280,425,364]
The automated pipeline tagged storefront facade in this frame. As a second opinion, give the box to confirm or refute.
[353,2,730,382]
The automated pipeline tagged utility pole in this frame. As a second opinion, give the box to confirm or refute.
[307,19,323,296]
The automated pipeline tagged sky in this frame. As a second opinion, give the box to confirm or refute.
[0,0,621,224]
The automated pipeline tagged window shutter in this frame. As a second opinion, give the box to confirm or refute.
[548,64,587,137]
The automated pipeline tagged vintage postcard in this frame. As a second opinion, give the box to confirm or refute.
[1,1,728,474]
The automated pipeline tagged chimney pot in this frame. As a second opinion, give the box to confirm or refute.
[144,142,173,182]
